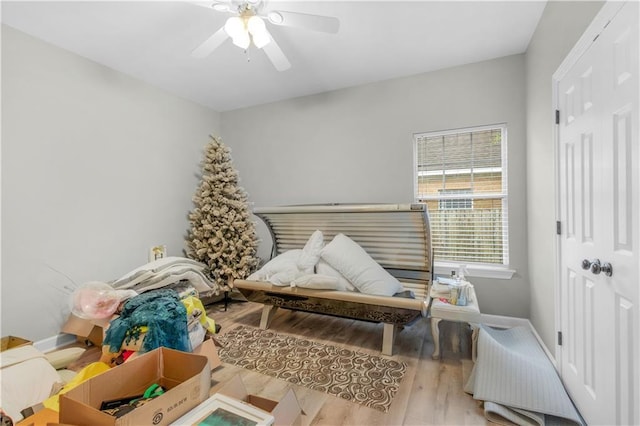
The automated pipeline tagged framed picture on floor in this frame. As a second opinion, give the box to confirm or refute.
[172,393,274,426]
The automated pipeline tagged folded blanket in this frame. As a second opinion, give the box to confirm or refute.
[111,256,221,296]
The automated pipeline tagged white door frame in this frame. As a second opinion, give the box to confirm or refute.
[552,0,627,375]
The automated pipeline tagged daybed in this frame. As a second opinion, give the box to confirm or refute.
[232,203,432,356]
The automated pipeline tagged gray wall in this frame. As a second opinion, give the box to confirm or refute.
[525,1,603,352]
[222,54,530,319]
[1,25,221,341]
[1,1,605,346]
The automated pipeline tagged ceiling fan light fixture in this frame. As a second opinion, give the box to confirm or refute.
[247,16,270,48]
[232,32,251,49]
[252,31,270,49]
[224,16,245,39]
[247,15,265,33]
[194,2,339,71]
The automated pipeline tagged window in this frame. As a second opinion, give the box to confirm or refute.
[414,124,508,265]
[438,189,473,210]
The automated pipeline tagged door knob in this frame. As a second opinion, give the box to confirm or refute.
[586,259,613,277]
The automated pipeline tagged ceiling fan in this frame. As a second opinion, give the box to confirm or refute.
[191,0,340,71]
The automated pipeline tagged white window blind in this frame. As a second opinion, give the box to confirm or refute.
[414,124,508,265]
[439,189,473,210]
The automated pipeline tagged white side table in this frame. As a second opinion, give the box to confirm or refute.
[429,284,481,360]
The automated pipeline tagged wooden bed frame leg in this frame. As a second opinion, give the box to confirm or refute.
[260,305,279,329]
[382,323,396,356]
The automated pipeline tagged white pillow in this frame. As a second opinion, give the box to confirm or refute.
[291,274,346,290]
[316,259,357,292]
[268,269,301,286]
[297,230,325,272]
[320,234,403,296]
[247,249,302,282]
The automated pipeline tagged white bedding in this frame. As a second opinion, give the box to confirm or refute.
[248,231,404,296]
[0,346,64,422]
[111,256,222,296]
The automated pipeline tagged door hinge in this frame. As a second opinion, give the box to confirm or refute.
[556,221,562,235]
[558,331,563,346]
[555,109,560,125]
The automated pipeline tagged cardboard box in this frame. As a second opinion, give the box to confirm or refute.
[191,337,221,372]
[172,393,275,425]
[15,407,58,426]
[59,347,213,426]
[216,375,304,426]
[61,313,110,347]
[1,335,33,351]
[19,340,220,426]
[120,337,220,370]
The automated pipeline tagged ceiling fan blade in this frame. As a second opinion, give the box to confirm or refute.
[191,27,229,58]
[182,0,230,11]
[267,10,339,34]
[208,0,234,13]
[262,33,291,71]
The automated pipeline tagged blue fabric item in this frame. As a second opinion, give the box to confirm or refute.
[103,289,191,353]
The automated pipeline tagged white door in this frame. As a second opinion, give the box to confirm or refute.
[556,2,638,425]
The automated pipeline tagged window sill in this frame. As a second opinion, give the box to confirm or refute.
[434,262,516,280]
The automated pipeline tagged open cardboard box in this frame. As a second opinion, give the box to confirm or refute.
[18,339,220,426]
[190,337,221,371]
[1,335,33,352]
[15,407,58,426]
[215,375,304,426]
[58,343,219,426]
[61,313,111,347]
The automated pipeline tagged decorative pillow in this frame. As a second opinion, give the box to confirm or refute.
[247,249,303,283]
[291,274,346,290]
[297,230,325,273]
[320,234,403,296]
[315,259,356,292]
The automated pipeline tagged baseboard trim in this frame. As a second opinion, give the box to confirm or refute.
[479,313,557,368]
[479,313,529,329]
[34,333,77,353]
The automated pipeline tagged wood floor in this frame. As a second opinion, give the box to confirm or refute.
[205,296,488,426]
[69,296,489,425]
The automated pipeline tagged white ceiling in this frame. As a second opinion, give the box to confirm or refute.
[1,1,547,112]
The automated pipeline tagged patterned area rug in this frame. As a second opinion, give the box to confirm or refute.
[216,325,407,412]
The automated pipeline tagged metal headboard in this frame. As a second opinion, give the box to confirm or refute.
[253,203,432,299]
